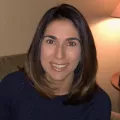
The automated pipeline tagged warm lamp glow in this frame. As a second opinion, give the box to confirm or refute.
[111,3,120,18]
[90,18,120,42]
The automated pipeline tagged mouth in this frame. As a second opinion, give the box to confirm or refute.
[50,63,69,72]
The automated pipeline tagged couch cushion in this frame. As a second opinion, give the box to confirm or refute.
[0,54,26,80]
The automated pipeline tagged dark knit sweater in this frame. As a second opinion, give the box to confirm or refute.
[0,71,111,120]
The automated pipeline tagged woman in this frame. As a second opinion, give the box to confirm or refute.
[0,3,111,120]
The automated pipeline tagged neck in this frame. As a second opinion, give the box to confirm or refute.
[45,73,74,95]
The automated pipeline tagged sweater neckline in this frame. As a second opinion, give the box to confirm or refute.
[52,94,69,102]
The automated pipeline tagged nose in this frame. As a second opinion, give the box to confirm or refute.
[54,44,65,60]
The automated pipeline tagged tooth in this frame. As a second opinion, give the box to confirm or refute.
[52,64,67,68]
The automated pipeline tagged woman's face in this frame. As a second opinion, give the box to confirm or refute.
[41,19,81,83]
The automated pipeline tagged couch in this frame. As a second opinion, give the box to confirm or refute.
[0,53,26,80]
[0,53,120,119]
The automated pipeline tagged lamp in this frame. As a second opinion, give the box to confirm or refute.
[111,3,120,18]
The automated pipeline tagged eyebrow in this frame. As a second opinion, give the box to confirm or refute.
[43,35,57,40]
[66,37,80,41]
[43,35,80,41]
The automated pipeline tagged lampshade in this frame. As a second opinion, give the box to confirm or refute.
[111,3,120,18]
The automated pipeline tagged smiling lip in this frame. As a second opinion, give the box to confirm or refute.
[50,63,68,72]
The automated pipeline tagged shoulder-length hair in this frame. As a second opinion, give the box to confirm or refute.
[24,3,98,105]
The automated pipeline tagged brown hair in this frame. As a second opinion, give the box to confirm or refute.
[24,3,98,105]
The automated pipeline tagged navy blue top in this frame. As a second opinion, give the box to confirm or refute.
[0,71,111,120]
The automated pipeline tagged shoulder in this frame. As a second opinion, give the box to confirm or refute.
[92,85,111,119]
[93,86,111,103]
[0,71,27,86]
[0,71,34,119]
[0,71,29,96]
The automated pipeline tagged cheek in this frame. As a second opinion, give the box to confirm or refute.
[40,44,55,64]
[68,48,81,71]
[68,48,81,62]
[40,45,51,70]
[71,52,81,71]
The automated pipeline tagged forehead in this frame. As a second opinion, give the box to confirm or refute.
[44,19,79,39]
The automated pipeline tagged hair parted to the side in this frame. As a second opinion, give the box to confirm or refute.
[24,3,98,105]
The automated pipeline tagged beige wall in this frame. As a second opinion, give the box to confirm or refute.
[58,0,120,112]
[0,0,57,56]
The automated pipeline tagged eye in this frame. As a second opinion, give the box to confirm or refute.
[67,41,76,46]
[46,39,55,44]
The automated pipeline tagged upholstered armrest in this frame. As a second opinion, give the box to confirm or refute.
[111,111,120,120]
[0,54,26,80]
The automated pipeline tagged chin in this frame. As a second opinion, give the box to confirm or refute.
[50,76,66,81]
[47,71,72,82]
